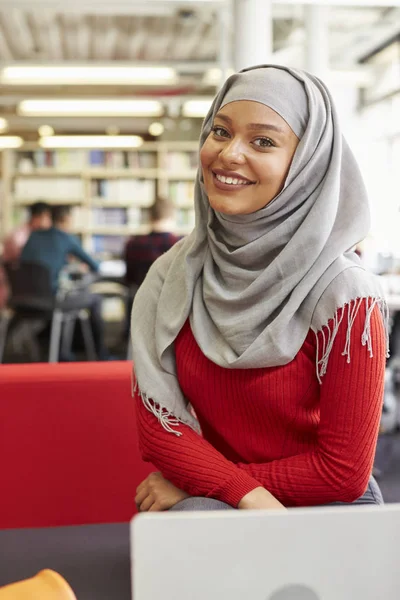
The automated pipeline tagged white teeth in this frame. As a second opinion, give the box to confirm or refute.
[215,173,250,185]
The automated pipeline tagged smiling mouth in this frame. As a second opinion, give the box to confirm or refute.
[212,172,254,187]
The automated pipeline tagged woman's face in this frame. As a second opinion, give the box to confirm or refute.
[200,100,300,215]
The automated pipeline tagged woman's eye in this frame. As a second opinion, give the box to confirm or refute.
[253,137,274,148]
[212,126,230,138]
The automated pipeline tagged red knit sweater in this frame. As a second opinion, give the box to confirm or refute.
[135,300,385,507]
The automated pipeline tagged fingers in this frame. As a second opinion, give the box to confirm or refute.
[138,495,155,513]
[136,472,162,496]
[135,489,149,508]
[135,472,177,513]
[147,502,162,512]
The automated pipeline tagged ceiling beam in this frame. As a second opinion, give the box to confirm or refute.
[0,0,225,15]
[3,0,400,9]
[0,26,13,60]
[0,10,36,59]
[0,60,217,71]
[274,0,400,5]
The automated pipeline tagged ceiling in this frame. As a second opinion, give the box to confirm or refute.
[0,1,398,136]
[0,4,397,64]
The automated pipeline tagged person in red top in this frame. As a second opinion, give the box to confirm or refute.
[124,196,182,291]
[132,65,387,513]
[124,196,182,338]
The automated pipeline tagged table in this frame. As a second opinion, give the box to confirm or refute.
[0,523,131,600]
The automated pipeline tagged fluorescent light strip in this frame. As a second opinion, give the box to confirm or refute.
[2,65,177,86]
[0,136,23,148]
[18,99,164,117]
[39,135,143,149]
[182,99,213,118]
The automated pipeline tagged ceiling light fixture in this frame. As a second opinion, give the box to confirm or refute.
[39,135,143,149]
[182,99,213,118]
[1,65,177,86]
[105,125,121,136]
[0,136,23,148]
[0,117,8,133]
[18,99,164,117]
[38,125,55,137]
[148,122,164,136]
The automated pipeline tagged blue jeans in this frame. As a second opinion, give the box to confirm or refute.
[170,476,383,511]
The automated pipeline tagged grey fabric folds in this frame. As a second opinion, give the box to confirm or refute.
[131,64,387,433]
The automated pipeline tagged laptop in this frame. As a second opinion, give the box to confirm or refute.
[132,504,400,600]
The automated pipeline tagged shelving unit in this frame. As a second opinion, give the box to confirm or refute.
[0,141,198,257]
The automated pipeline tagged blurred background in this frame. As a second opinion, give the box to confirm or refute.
[0,1,398,264]
[0,0,399,502]
[0,1,398,364]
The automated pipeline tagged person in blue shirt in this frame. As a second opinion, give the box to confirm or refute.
[21,205,99,293]
[21,205,109,360]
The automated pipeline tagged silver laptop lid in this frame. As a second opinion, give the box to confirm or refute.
[132,504,400,600]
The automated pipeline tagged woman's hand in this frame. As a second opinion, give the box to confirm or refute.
[135,472,190,512]
[238,486,285,510]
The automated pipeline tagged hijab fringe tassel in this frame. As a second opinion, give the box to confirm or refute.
[133,376,183,436]
[133,296,389,431]
[315,296,389,384]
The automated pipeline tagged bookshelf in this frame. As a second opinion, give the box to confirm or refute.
[1,141,198,257]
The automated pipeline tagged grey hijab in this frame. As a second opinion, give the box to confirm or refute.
[131,65,387,434]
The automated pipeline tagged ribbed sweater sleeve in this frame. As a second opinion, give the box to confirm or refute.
[238,302,385,506]
[136,397,262,507]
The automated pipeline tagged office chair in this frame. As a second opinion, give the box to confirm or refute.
[6,262,96,363]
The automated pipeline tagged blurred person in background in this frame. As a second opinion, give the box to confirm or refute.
[21,205,98,293]
[0,259,8,310]
[124,195,182,291]
[21,205,111,360]
[124,196,182,335]
[2,201,52,266]
[0,201,52,310]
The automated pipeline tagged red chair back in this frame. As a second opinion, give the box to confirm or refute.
[0,362,154,528]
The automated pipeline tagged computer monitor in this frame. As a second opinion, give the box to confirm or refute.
[132,504,400,600]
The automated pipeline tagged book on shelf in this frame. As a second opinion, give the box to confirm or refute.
[11,206,28,227]
[70,206,85,230]
[90,178,155,206]
[176,208,195,229]
[161,151,198,171]
[89,150,157,169]
[89,206,147,228]
[16,150,87,171]
[91,207,128,226]
[15,150,158,172]
[91,235,127,257]
[13,177,84,201]
[169,181,195,207]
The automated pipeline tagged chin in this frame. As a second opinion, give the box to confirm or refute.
[207,192,245,215]
[209,200,244,215]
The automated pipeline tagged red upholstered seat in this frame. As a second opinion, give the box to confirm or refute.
[0,361,154,529]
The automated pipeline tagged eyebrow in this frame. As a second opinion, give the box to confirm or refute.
[215,112,285,134]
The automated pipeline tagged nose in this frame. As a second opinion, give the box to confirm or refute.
[219,137,246,166]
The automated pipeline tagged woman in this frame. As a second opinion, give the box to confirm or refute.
[132,65,387,513]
